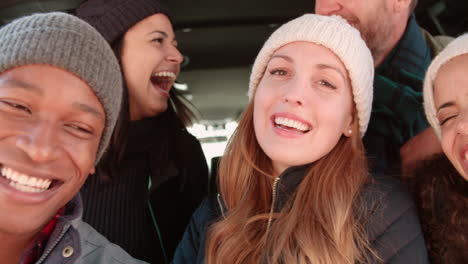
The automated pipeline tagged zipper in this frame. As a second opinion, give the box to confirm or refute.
[267,177,280,231]
[148,175,168,264]
[217,193,226,219]
[35,224,70,264]
[216,177,280,229]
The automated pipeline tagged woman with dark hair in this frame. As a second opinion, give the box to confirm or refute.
[74,1,208,263]
[409,32,468,263]
[408,154,467,263]
[173,14,428,264]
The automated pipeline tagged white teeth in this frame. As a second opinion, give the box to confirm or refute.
[465,152,468,161]
[19,174,28,185]
[26,177,37,187]
[1,166,52,193]
[152,71,176,79]
[274,117,310,132]
[9,182,41,193]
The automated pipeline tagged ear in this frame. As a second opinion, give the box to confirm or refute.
[89,167,96,175]
[392,0,412,13]
[342,114,354,138]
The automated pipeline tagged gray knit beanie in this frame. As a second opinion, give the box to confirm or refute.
[248,14,374,136]
[0,12,123,163]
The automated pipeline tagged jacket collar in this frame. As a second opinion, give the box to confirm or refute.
[273,164,311,211]
[217,164,311,216]
[36,194,83,263]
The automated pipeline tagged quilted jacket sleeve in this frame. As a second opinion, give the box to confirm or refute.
[364,175,429,263]
[172,195,220,264]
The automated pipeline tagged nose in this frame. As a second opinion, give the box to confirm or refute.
[315,0,342,15]
[166,45,184,65]
[15,122,60,163]
[283,77,306,107]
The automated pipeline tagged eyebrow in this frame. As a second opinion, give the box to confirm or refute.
[268,56,347,81]
[148,30,178,45]
[0,78,104,119]
[437,102,455,112]
[270,54,293,63]
[73,102,105,120]
[0,79,43,95]
[149,30,169,38]
[316,63,346,82]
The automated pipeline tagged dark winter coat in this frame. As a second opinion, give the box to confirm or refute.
[173,166,429,263]
[81,115,209,264]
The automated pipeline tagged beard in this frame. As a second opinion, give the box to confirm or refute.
[358,21,392,62]
[338,13,393,64]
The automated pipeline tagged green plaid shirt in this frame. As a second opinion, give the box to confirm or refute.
[364,14,432,174]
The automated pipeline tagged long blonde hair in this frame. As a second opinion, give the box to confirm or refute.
[205,100,376,263]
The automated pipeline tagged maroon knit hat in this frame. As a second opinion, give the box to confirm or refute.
[75,0,172,46]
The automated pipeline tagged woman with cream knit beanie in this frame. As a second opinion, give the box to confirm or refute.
[408,33,468,263]
[173,14,428,264]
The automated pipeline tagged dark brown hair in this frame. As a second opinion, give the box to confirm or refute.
[96,38,198,180]
[407,154,468,264]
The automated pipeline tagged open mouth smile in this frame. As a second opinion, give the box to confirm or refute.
[0,165,61,194]
[274,116,312,134]
[150,71,177,93]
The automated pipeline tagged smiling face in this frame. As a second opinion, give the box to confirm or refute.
[434,54,468,181]
[0,65,105,238]
[121,13,183,121]
[253,42,354,176]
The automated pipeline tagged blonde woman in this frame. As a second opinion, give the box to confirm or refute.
[174,14,428,264]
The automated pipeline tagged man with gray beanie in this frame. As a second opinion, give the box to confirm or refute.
[0,12,146,264]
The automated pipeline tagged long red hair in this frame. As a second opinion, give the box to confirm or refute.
[205,100,376,263]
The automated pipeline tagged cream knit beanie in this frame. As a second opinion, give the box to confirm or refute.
[424,33,467,139]
[248,14,374,136]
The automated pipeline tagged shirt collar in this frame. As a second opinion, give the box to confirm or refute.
[377,13,432,79]
[20,194,83,264]
[19,207,65,264]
